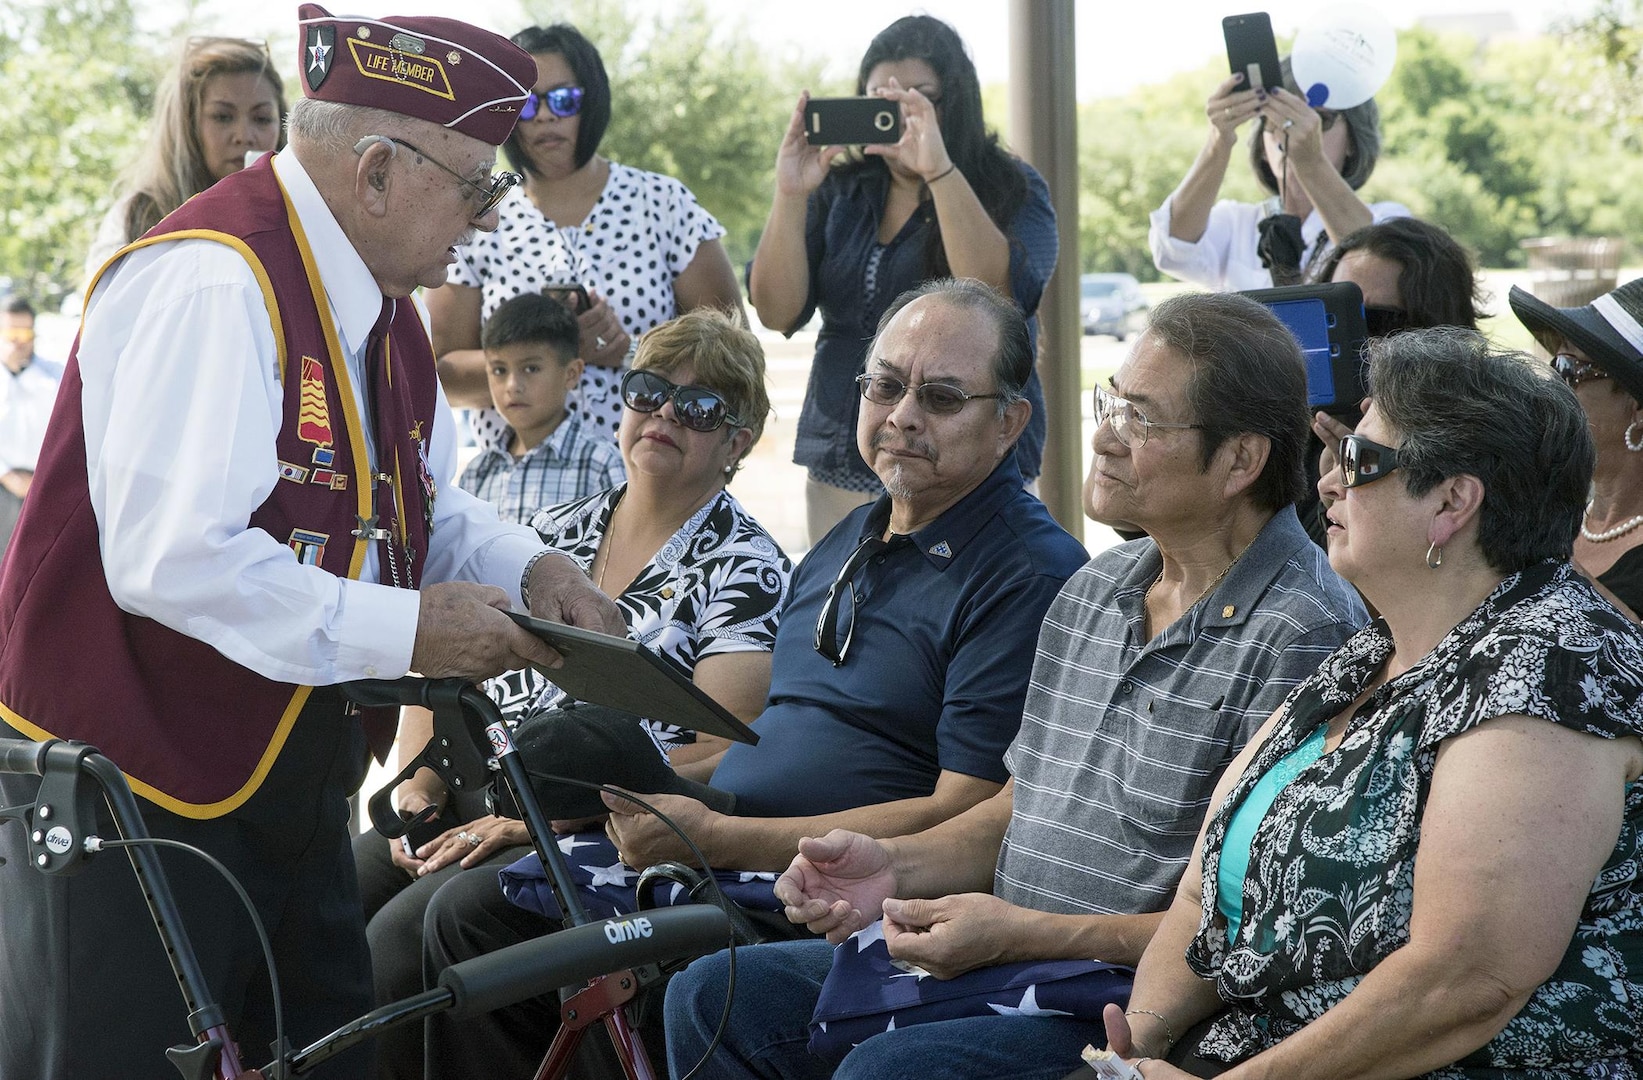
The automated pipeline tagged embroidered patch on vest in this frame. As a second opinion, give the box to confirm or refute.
[298,356,333,446]
[278,460,310,485]
[288,528,329,565]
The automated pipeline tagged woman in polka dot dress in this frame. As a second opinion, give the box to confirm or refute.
[426,23,744,448]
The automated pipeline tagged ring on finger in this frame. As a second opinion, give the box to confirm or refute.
[457,830,480,846]
[595,335,608,350]
[1282,118,1294,129]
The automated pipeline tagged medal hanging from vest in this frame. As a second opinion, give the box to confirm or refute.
[352,299,425,589]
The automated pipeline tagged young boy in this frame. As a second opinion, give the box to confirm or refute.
[458,292,625,524]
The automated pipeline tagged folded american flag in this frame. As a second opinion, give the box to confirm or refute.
[497,830,784,921]
[807,919,1131,1065]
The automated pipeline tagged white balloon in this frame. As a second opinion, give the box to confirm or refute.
[1291,5,1397,110]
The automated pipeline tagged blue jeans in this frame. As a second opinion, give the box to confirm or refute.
[665,939,1103,1080]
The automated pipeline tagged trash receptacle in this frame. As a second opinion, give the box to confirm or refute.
[1520,237,1624,308]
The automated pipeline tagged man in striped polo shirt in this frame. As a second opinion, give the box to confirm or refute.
[665,292,1369,1080]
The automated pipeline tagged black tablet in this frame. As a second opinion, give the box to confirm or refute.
[506,612,758,745]
[1241,281,1369,415]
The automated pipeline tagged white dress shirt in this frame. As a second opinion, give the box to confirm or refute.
[1149,196,1410,292]
[0,353,64,475]
[77,150,541,686]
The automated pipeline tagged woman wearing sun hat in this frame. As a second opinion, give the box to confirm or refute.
[1511,278,1643,618]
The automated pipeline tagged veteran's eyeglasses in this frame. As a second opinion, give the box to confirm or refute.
[855,371,1004,415]
[1339,433,1401,488]
[1093,386,1202,448]
[620,369,743,433]
[520,86,584,121]
[355,135,520,219]
[1552,352,1609,389]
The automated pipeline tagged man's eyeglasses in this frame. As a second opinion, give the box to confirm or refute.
[1339,433,1401,488]
[355,135,520,219]
[620,369,743,433]
[1552,352,1609,389]
[1093,386,1201,448]
[520,86,584,121]
[814,533,907,666]
[856,372,1004,415]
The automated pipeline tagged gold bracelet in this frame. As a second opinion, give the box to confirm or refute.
[1124,1008,1177,1051]
[926,162,958,185]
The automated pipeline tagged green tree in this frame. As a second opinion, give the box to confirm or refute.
[521,0,826,270]
[0,0,163,303]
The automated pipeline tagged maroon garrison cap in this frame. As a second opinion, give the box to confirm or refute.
[296,4,535,146]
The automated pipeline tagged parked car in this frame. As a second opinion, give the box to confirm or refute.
[1080,272,1148,340]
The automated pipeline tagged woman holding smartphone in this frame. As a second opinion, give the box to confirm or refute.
[750,14,1057,545]
[425,23,743,447]
[1150,57,1406,292]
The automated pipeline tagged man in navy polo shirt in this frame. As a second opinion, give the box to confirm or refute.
[421,277,1089,1079]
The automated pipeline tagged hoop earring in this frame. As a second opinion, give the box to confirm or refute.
[1626,420,1643,453]
[1426,542,1443,570]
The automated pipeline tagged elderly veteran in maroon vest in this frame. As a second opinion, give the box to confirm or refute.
[0,6,623,1078]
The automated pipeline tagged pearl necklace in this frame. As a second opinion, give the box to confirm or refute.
[1581,501,1643,543]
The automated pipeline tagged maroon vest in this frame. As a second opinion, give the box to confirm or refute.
[0,157,438,817]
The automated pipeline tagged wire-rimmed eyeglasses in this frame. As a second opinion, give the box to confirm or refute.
[856,372,1005,415]
[1093,386,1202,448]
[354,135,521,219]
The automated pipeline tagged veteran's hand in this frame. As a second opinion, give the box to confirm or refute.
[411,581,557,679]
[525,550,626,638]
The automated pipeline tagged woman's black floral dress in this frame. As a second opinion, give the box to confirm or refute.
[1186,560,1643,1077]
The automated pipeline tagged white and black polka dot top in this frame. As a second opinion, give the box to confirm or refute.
[448,161,727,446]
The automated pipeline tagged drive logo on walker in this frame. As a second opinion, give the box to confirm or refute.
[603,916,654,944]
[43,827,73,855]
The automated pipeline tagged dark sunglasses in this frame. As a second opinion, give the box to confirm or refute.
[1339,433,1400,488]
[814,533,909,666]
[1363,306,1410,337]
[1552,352,1609,388]
[520,86,585,121]
[620,368,742,433]
[855,371,1004,416]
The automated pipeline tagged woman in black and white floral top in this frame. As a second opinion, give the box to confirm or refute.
[1099,331,1643,1079]
[426,22,744,446]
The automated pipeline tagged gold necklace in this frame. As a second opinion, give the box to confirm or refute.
[1146,542,1251,620]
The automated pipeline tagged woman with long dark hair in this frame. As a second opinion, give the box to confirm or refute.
[426,23,743,451]
[750,15,1057,544]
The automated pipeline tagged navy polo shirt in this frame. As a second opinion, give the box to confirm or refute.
[710,455,1089,818]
